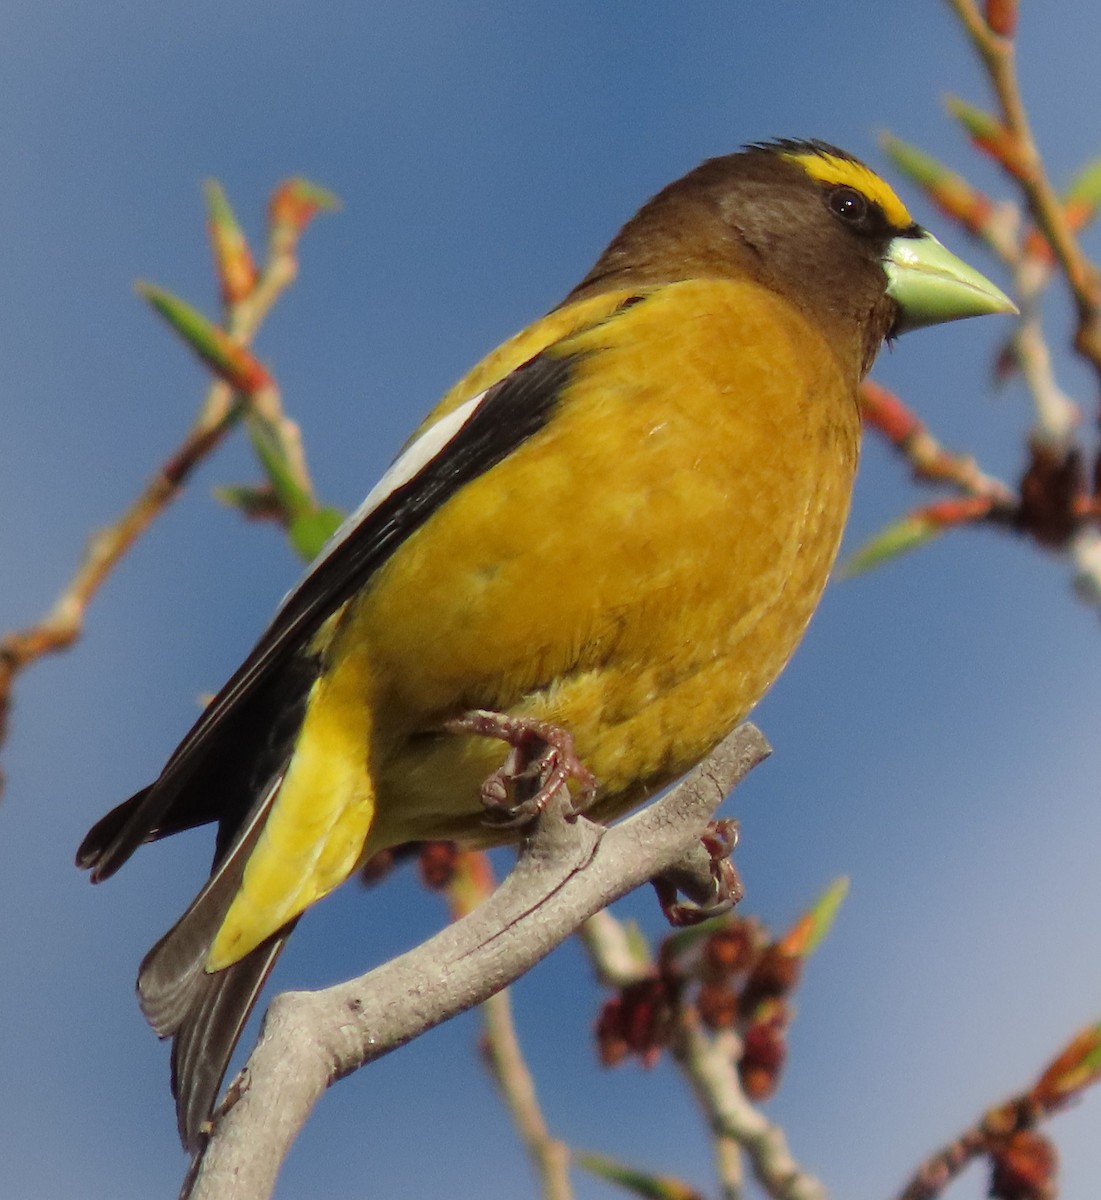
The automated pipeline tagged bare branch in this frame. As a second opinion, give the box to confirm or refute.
[186,724,771,1200]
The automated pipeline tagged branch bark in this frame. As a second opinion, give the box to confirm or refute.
[186,723,771,1200]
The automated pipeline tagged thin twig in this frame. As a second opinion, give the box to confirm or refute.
[673,1017,826,1200]
[0,181,325,791]
[0,399,241,756]
[579,904,826,1200]
[896,1125,989,1200]
[481,988,573,1200]
[895,1016,1101,1199]
[858,380,1015,503]
[578,910,653,988]
[945,0,1101,377]
[442,851,573,1200]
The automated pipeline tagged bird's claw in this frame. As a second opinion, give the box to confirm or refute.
[445,709,598,827]
[653,819,743,927]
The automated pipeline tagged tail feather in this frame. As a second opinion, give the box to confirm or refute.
[77,651,322,883]
[168,931,292,1151]
[77,781,251,881]
[137,774,291,1150]
[78,634,323,1149]
[76,787,154,878]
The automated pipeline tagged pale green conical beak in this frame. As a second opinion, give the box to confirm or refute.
[884,231,1017,333]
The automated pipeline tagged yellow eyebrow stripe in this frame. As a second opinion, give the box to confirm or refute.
[782,150,913,231]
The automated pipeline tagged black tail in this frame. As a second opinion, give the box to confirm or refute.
[77,650,321,882]
[78,650,320,1147]
[76,782,222,877]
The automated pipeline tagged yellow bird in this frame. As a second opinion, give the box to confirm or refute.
[78,139,1014,1148]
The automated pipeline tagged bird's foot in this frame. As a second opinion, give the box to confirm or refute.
[445,709,598,828]
[652,819,743,926]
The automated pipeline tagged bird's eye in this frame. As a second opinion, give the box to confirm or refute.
[828,186,869,225]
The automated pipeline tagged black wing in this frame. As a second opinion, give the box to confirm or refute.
[77,349,574,880]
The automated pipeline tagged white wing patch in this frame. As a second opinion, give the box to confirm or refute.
[274,390,488,615]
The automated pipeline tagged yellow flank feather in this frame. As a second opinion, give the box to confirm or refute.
[208,649,378,969]
[208,275,859,963]
[782,148,914,230]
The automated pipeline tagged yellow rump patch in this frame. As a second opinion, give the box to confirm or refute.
[782,149,913,231]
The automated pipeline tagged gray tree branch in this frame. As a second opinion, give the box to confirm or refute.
[185,723,771,1200]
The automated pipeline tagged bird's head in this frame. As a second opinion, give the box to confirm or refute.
[571,138,1015,378]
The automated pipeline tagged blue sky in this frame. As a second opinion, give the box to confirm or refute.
[3,4,1100,1198]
